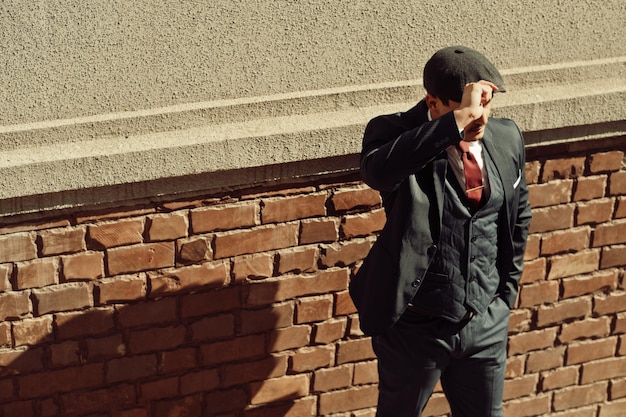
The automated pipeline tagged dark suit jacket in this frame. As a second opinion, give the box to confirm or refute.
[349,99,532,336]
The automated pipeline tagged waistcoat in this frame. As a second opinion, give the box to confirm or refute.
[411,147,504,322]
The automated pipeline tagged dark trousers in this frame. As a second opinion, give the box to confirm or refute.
[372,297,510,417]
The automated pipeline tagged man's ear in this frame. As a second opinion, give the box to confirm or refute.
[425,93,438,111]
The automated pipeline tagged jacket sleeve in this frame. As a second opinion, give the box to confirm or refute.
[360,106,462,192]
[501,125,532,309]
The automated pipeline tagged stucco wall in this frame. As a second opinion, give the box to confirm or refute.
[1,0,625,219]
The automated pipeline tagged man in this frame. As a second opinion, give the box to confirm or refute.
[349,46,532,417]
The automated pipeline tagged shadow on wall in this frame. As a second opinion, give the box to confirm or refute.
[0,278,314,417]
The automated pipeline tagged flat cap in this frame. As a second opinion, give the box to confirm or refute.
[423,46,506,103]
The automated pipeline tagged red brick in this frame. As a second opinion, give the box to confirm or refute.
[15,258,58,289]
[524,234,541,260]
[33,283,92,315]
[518,280,559,308]
[98,275,146,304]
[589,151,624,173]
[117,298,177,328]
[159,347,197,374]
[180,287,240,319]
[150,260,229,296]
[574,175,608,201]
[0,233,37,263]
[320,238,373,268]
[335,290,357,315]
[300,218,339,244]
[600,399,626,417]
[0,264,11,292]
[2,400,35,417]
[559,317,611,343]
[318,385,378,414]
[244,268,349,306]
[528,180,573,208]
[615,197,626,218]
[180,369,220,394]
[503,374,539,400]
[262,193,327,224]
[313,364,353,392]
[562,270,618,298]
[201,334,265,367]
[88,219,145,249]
[314,318,347,344]
[354,360,378,385]
[146,212,188,241]
[106,354,158,383]
[221,355,287,388]
[12,316,53,346]
[190,202,258,233]
[509,309,531,334]
[267,325,311,352]
[423,393,451,417]
[296,295,333,324]
[113,409,148,417]
[601,244,626,268]
[0,346,44,375]
[62,383,136,415]
[189,314,235,342]
[336,338,375,365]
[61,251,105,280]
[526,346,565,373]
[290,345,334,372]
[506,355,525,379]
[541,227,590,255]
[0,322,11,348]
[214,223,299,258]
[49,340,80,367]
[19,363,104,398]
[240,302,294,335]
[611,379,626,400]
[341,209,386,238]
[577,198,615,225]
[547,249,600,279]
[85,334,126,361]
[519,257,547,284]
[508,327,558,355]
[176,236,212,264]
[140,376,179,400]
[232,253,274,280]
[250,374,310,405]
[616,312,626,334]
[542,157,586,182]
[609,171,626,196]
[243,397,316,417]
[567,337,618,365]
[107,242,175,275]
[128,325,186,354]
[504,394,552,417]
[553,381,609,411]
[156,394,204,417]
[332,186,381,211]
[525,161,541,185]
[39,227,86,255]
[593,219,626,247]
[277,246,318,274]
[0,291,31,320]
[593,292,626,316]
[541,366,579,391]
[536,297,591,327]
[55,307,116,339]
[529,205,575,233]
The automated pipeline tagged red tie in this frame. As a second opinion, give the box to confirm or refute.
[458,141,484,210]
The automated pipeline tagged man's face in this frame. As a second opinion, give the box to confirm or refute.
[427,95,492,142]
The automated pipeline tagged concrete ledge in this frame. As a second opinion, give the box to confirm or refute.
[1,57,625,218]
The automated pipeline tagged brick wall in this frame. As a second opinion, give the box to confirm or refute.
[0,137,624,417]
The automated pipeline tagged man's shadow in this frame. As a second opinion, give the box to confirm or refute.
[0,256,321,417]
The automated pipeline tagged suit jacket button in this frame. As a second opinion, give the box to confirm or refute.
[427,245,437,257]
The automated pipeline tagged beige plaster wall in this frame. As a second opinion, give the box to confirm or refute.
[1,0,625,218]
